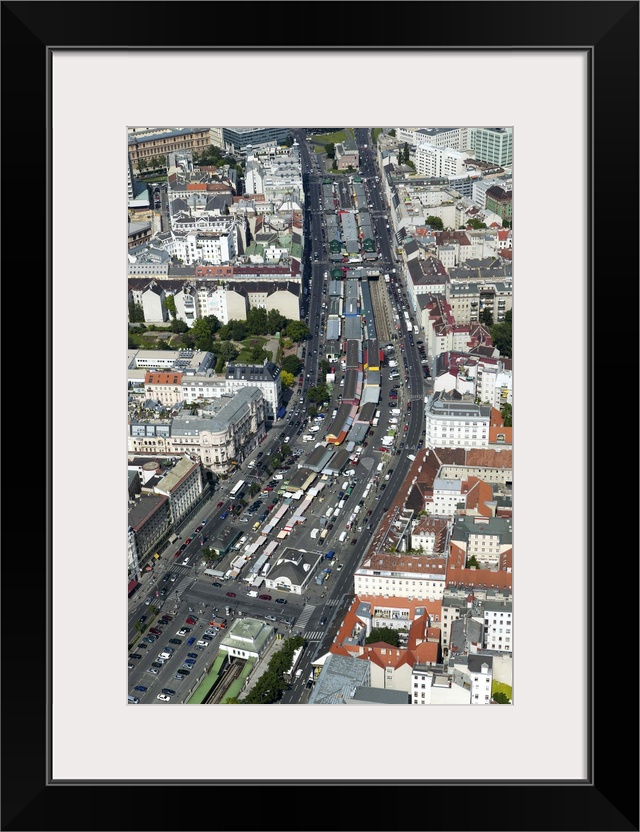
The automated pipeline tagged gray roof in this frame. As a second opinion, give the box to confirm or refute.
[308,653,370,704]
[226,361,280,382]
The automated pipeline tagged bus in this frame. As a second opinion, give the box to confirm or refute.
[230,479,245,499]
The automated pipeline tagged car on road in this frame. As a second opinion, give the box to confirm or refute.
[138,615,147,624]
[195,525,203,533]
[162,688,176,697]
[180,543,187,552]
[162,574,170,583]
[275,598,287,604]
[170,574,177,581]
[147,667,159,675]
[169,638,182,645]
[319,616,327,626]
[226,592,236,598]
[212,581,222,587]
[184,538,192,545]
[134,686,148,693]
[258,594,272,601]
[351,538,358,545]
[173,550,181,558]
[217,501,224,508]
[337,563,343,571]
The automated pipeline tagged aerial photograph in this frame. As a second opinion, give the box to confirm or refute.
[127,126,513,705]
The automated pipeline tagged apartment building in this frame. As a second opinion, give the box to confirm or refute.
[415,142,473,178]
[450,514,513,570]
[424,391,492,450]
[354,553,449,601]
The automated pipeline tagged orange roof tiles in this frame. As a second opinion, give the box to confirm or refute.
[145,371,183,385]
[446,566,512,590]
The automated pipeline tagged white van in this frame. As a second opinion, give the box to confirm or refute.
[273,474,284,480]
[339,531,347,543]
[376,462,384,473]
[341,481,349,491]
[389,418,398,425]
[303,435,314,442]
[407,454,416,461]
[248,590,258,598]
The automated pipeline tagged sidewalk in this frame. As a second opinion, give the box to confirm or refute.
[237,635,287,701]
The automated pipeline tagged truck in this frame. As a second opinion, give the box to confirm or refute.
[320,529,329,540]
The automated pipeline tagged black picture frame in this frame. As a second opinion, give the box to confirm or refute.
[2,2,638,831]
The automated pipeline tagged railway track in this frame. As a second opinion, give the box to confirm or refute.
[203,657,243,704]
[369,279,391,344]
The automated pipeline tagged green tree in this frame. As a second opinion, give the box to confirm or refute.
[480,308,494,327]
[324,142,335,159]
[267,309,288,334]
[190,316,221,350]
[426,215,444,231]
[306,383,330,406]
[403,142,410,163]
[247,307,268,335]
[280,370,295,390]
[216,341,240,365]
[500,402,513,427]
[467,555,480,568]
[268,453,282,470]
[466,218,487,230]
[285,321,311,343]
[490,311,512,359]
[249,346,269,363]
[230,321,248,341]
[169,318,189,333]
[249,481,261,496]
[128,300,145,323]
[319,359,331,375]
[281,444,292,457]
[164,295,177,319]
[492,692,511,704]
[306,404,318,418]
[366,627,400,647]
[281,355,303,375]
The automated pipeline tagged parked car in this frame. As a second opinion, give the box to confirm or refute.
[258,594,272,601]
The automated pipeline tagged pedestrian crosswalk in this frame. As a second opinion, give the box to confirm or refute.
[305,631,325,641]
[294,604,316,629]
[324,598,341,607]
